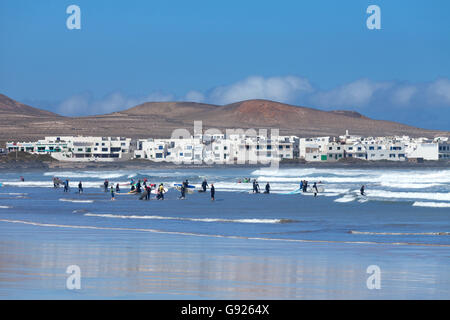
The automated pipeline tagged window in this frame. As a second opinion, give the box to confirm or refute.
[102,148,108,152]
[369,146,374,150]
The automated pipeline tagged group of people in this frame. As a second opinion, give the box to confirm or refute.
[180,179,215,201]
[252,179,271,194]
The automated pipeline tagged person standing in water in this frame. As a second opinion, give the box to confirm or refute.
[116,183,120,193]
[104,179,109,192]
[265,182,270,194]
[78,181,83,194]
[64,179,69,192]
[179,182,186,200]
[360,185,365,196]
[145,184,151,200]
[110,185,115,200]
[252,179,260,193]
[210,184,215,201]
[312,182,318,197]
[201,179,208,192]
[157,184,165,200]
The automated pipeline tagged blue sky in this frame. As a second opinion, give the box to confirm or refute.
[1,0,449,130]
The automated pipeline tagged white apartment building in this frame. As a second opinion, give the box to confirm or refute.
[7,136,131,161]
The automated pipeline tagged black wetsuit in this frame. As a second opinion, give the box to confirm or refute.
[210,185,215,200]
[313,183,318,197]
[180,185,186,199]
[202,180,208,192]
[265,183,270,194]
[104,181,109,192]
[360,186,365,196]
[78,182,83,193]
[253,181,260,193]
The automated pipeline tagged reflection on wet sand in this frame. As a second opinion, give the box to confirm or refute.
[1,236,448,299]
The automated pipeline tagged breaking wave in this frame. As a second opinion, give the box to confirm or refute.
[350,230,450,236]
[84,213,297,224]
[59,199,94,203]
[412,202,450,208]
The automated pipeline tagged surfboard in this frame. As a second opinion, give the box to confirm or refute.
[151,188,168,194]
[306,186,325,193]
[173,183,195,189]
[281,187,302,195]
[0,183,2,187]
[175,186,194,194]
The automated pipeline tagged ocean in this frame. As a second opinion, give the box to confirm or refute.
[0,167,449,299]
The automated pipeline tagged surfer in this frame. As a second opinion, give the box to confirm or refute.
[136,180,142,193]
[302,180,308,193]
[210,184,215,201]
[116,183,120,193]
[313,182,318,197]
[179,182,186,200]
[64,179,69,192]
[299,180,303,191]
[20,176,25,182]
[252,179,260,193]
[201,179,208,192]
[110,185,115,200]
[78,181,83,194]
[104,179,109,192]
[157,184,165,200]
[360,185,365,196]
[264,182,270,194]
[145,184,151,200]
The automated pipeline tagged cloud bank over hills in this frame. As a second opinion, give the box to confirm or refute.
[45,75,450,130]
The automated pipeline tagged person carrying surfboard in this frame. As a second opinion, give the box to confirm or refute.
[179,182,186,200]
[313,182,319,197]
[157,184,165,200]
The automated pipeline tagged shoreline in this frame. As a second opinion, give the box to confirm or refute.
[0,157,449,172]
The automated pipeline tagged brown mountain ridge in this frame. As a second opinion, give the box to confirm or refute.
[0,94,447,146]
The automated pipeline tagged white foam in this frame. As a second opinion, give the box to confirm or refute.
[0,206,11,209]
[380,182,441,189]
[84,213,296,224]
[367,190,450,201]
[334,196,356,203]
[350,230,450,236]
[412,202,450,208]
[59,199,94,203]
[44,171,125,179]
[0,193,28,195]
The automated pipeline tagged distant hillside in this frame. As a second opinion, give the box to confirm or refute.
[0,94,448,146]
[0,94,59,117]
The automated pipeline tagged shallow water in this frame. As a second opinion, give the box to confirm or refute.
[0,167,449,299]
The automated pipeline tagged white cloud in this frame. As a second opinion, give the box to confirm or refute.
[311,79,391,109]
[56,77,450,116]
[184,90,205,103]
[58,91,175,116]
[208,76,313,105]
[391,86,417,105]
[427,78,450,104]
